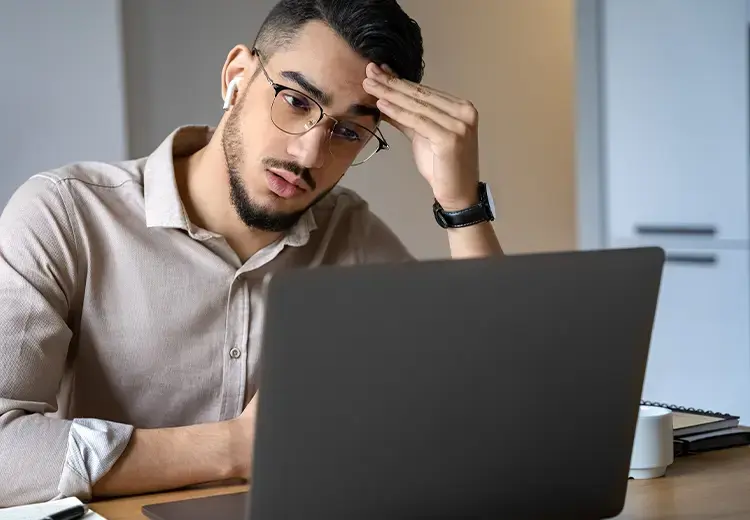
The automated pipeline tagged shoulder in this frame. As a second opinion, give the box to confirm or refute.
[34,158,145,193]
[310,186,415,264]
[2,158,146,222]
[1,158,147,247]
[5,158,145,208]
[311,185,369,219]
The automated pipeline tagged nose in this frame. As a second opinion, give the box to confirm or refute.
[287,124,330,170]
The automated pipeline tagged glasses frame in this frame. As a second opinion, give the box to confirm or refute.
[252,48,389,166]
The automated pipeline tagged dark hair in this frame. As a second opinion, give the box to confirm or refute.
[252,0,425,83]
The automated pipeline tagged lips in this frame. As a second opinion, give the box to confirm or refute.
[265,170,305,199]
[267,168,309,191]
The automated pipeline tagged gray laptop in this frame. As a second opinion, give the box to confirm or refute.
[143,247,664,520]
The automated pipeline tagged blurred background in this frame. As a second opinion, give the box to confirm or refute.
[0,0,577,259]
[1,0,748,423]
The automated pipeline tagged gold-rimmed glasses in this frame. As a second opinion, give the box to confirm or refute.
[252,48,389,166]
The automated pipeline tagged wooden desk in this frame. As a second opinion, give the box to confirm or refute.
[616,446,750,519]
[91,447,750,520]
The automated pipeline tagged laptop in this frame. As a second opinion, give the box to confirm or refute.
[143,247,665,520]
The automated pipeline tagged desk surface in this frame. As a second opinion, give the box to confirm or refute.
[90,447,750,520]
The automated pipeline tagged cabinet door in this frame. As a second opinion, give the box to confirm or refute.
[602,0,749,242]
[638,248,750,423]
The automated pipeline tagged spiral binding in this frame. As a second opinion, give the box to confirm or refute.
[640,400,737,419]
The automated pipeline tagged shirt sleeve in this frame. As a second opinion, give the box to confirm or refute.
[0,175,133,507]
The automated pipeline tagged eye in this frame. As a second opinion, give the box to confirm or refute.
[332,124,363,142]
[282,93,311,111]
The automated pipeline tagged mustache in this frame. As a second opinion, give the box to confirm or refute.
[262,158,316,191]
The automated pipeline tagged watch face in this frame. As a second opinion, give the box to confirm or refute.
[485,184,496,218]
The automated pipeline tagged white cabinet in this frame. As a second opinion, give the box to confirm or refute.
[602,0,749,243]
[641,249,750,420]
[585,0,750,423]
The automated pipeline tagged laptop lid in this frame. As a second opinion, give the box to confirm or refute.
[248,247,664,519]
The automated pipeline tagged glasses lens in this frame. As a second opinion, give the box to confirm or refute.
[271,88,323,134]
[330,121,382,165]
[270,88,384,165]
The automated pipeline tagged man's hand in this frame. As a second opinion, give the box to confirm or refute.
[93,393,260,498]
[362,62,481,211]
[227,393,259,481]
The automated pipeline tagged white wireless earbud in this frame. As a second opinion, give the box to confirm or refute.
[223,75,244,111]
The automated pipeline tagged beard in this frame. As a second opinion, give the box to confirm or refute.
[221,87,326,233]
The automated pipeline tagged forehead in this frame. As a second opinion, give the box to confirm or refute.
[267,21,377,112]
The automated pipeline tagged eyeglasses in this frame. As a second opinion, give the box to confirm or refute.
[252,48,389,166]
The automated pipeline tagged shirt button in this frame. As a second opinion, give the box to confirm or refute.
[229,347,242,359]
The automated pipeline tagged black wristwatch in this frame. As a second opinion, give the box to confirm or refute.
[433,182,496,229]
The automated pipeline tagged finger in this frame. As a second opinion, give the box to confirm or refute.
[377,98,453,146]
[367,63,477,124]
[368,63,460,102]
[381,113,415,140]
[364,77,465,134]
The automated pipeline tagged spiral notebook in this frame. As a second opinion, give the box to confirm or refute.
[641,400,740,437]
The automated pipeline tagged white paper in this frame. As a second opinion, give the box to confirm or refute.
[0,497,107,520]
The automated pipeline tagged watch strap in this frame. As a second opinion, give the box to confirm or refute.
[433,201,490,228]
[433,182,494,229]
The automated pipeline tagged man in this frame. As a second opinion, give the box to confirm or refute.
[0,0,503,508]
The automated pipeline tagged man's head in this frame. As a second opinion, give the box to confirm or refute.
[219,0,424,232]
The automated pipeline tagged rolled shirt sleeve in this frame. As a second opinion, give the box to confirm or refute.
[58,418,133,501]
[0,175,133,506]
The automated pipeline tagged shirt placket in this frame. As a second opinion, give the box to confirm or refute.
[219,274,250,420]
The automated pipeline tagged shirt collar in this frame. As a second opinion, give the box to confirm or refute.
[285,209,318,246]
[143,125,317,247]
[144,125,206,231]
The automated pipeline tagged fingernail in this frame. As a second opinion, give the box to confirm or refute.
[382,64,394,74]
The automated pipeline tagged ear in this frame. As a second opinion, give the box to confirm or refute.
[221,44,253,108]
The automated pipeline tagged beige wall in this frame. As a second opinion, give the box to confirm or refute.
[342,0,577,258]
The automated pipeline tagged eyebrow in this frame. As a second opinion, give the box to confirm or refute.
[281,70,332,106]
[280,70,381,121]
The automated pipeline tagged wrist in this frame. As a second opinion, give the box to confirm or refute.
[435,194,479,211]
[222,419,247,480]
[435,194,480,212]
[225,410,257,481]
[433,181,495,230]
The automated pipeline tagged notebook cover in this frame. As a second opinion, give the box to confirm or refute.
[673,427,750,457]
[641,400,740,436]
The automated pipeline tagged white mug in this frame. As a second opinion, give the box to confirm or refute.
[629,405,674,479]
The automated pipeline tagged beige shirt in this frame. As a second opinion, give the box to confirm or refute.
[0,126,413,507]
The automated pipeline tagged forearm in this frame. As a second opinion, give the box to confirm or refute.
[93,420,246,498]
[446,221,504,259]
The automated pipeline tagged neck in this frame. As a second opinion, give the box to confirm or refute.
[175,136,283,263]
